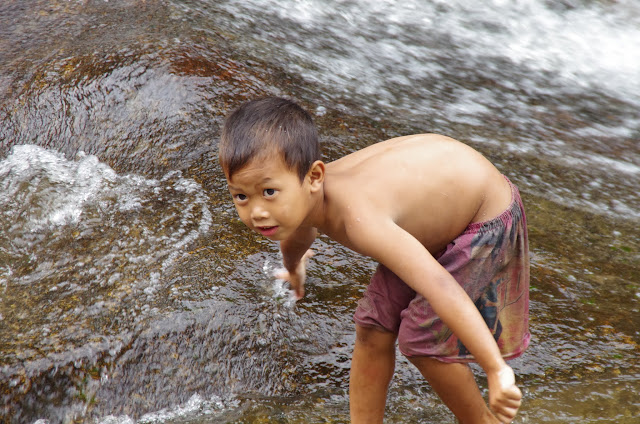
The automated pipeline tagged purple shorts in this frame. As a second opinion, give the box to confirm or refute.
[354,177,530,362]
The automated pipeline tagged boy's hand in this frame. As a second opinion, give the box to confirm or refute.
[275,249,314,299]
[488,365,522,423]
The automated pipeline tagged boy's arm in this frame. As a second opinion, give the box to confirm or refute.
[278,226,317,299]
[349,217,522,422]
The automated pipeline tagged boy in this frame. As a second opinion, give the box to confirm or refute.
[219,97,529,424]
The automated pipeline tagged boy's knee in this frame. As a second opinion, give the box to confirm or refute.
[355,325,397,353]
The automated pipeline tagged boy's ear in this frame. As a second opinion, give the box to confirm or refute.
[307,160,325,192]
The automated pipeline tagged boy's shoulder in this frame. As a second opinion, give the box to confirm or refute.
[328,133,456,171]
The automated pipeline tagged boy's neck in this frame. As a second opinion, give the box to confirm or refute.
[303,183,328,231]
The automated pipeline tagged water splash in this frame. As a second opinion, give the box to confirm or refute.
[96,393,240,424]
[262,257,298,308]
[0,144,212,361]
[0,145,117,230]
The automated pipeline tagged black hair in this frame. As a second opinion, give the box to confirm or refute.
[219,97,320,182]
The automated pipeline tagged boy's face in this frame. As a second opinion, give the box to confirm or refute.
[225,155,313,241]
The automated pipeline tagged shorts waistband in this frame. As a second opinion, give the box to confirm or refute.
[462,176,524,235]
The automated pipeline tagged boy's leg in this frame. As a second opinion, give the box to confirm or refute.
[350,324,397,423]
[408,356,500,424]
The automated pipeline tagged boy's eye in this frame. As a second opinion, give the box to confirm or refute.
[263,188,277,197]
[234,193,247,202]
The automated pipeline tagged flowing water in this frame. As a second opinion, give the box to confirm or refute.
[0,0,638,422]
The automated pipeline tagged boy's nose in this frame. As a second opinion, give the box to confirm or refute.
[250,204,270,221]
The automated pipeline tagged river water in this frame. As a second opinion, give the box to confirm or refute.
[0,0,638,423]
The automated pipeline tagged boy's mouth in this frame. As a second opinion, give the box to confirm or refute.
[256,226,278,237]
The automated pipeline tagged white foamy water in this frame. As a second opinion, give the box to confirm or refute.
[0,145,118,230]
[0,144,211,293]
[219,0,640,108]
[486,0,640,96]
[262,257,298,308]
[93,393,239,424]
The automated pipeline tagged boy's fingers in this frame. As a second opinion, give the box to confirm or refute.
[507,382,522,397]
[495,410,518,424]
[504,397,521,408]
[274,270,290,280]
[502,386,522,404]
[276,271,304,299]
[288,277,304,299]
[491,394,521,423]
[493,406,517,421]
[302,249,314,261]
[491,405,516,419]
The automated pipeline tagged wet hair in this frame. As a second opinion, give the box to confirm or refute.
[219,97,320,182]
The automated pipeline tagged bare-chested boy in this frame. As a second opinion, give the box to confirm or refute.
[219,97,530,424]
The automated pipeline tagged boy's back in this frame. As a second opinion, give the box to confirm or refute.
[320,133,512,256]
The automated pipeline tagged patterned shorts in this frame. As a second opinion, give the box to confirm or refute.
[353,177,530,362]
